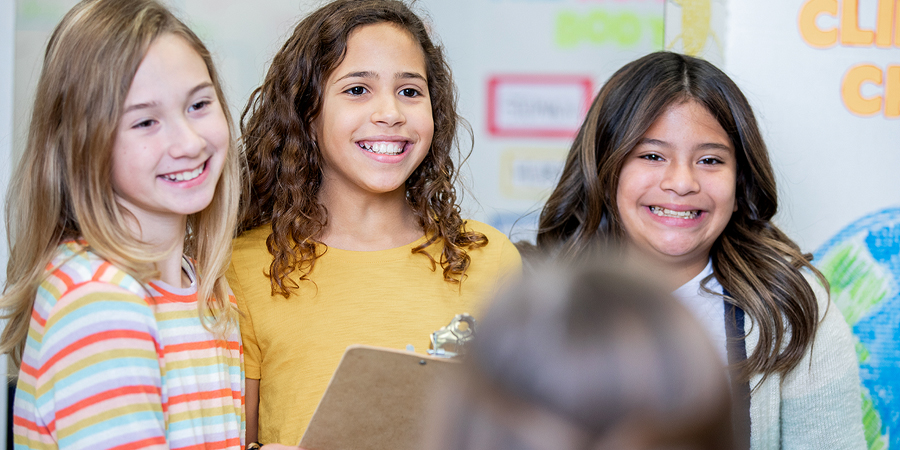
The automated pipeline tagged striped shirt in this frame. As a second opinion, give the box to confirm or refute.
[13,241,244,450]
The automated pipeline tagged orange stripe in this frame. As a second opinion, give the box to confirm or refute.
[108,436,167,449]
[56,384,161,420]
[165,340,219,353]
[54,269,76,290]
[39,329,155,378]
[165,339,239,353]
[31,308,46,328]
[95,261,113,281]
[19,362,39,378]
[175,438,234,450]
[12,415,43,433]
[168,388,234,405]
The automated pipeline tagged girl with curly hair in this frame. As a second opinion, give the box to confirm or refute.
[535,51,865,450]
[227,0,521,445]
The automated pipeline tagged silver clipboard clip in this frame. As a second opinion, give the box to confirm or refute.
[428,313,476,358]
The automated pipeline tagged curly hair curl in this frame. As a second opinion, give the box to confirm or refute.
[239,0,486,297]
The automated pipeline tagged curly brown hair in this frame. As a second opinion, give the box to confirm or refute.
[537,52,823,383]
[239,0,486,297]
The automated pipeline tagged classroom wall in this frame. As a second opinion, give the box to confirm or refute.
[5,0,899,446]
[1,0,14,444]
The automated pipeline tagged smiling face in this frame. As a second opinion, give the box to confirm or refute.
[616,100,737,279]
[111,33,228,231]
[315,22,434,201]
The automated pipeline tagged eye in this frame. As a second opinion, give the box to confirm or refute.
[639,153,664,162]
[132,119,156,129]
[188,100,211,112]
[699,157,724,165]
[345,86,368,96]
[399,88,422,97]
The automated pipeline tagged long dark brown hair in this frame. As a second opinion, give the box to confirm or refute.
[239,0,485,297]
[536,51,823,382]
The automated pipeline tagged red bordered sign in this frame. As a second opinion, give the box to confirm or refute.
[487,74,594,138]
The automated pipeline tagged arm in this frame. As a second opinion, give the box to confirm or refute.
[246,378,260,444]
[21,281,168,449]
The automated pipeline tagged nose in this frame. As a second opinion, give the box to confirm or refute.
[659,160,700,196]
[167,117,206,158]
[370,93,405,127]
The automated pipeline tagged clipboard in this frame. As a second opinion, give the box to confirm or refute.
[299,345,459,450]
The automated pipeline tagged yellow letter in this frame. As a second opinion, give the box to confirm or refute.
[842,64,883,116]
[842,0,876,46]
[896,0,900,46]
[875,0,896,47]
[799,0,838,48]
[885,65,899,118]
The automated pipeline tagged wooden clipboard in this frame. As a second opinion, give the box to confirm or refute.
[299,345,459,450]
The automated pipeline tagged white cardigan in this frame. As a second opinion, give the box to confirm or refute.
[676,268,866,449]
[746,273,866,449]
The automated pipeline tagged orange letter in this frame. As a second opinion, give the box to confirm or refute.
[842,64,883,116]
[896,0,900,46]
[875,0,896,47]
[885,65,899,118]
[842,0,876,45]
[799,0,838,48]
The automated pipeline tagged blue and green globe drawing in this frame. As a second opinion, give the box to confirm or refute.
[814,207,900,450]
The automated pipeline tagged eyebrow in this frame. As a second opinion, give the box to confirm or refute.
[334,71,427,83]
[122,81,215,114]
[638,138,732,152]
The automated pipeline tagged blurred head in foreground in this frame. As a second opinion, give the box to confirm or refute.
[428,259,734,450]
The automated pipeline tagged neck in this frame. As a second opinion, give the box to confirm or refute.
[317,185,422,251]
[123,212,189,288]
[625,250,710,291]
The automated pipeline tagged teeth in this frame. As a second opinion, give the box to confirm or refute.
[360,142,404,155]
[650,206,700,219]
[162,165,204,182]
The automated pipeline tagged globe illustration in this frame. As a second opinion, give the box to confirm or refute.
[814,207,900,450]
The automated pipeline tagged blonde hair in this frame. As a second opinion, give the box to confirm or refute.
[1,0,241,367]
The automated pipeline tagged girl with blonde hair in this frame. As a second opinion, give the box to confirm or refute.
[2,0,244,447]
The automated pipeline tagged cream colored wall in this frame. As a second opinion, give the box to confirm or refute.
[2,0,14,443]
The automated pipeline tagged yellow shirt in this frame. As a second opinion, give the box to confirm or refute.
[227,220,522,445]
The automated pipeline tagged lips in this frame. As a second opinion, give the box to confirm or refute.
[357,140,408,156]
[159,161,206,182]
[649,205,701,219]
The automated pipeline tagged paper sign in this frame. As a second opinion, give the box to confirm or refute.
[487,75,594,137]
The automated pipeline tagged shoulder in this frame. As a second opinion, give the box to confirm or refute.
[461,220,522,275]
[463,220,517,252]
[230,225,275,269]
[42,242,147,303]
[27,244,161,368]
[232,224,273,254]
